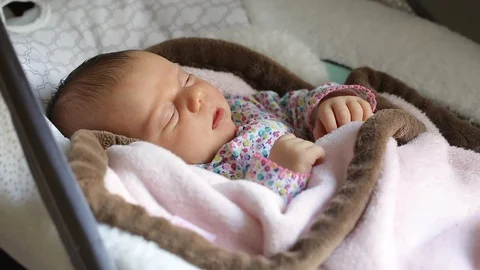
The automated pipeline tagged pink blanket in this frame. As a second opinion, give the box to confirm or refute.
[101,69,480,269]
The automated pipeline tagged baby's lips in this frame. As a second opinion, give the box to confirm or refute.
[212,107,225,129]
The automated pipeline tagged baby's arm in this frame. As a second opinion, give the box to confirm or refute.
[254,83,376,139]
[245,134,325,203]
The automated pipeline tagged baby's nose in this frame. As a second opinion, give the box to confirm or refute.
[186,87,205,113]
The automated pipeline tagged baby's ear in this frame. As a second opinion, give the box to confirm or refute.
[88,130,139,149]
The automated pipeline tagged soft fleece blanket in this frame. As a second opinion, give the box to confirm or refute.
[66,38,480,270]
[99,92,480,270]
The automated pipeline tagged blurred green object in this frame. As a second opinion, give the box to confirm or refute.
[324,61,351,84]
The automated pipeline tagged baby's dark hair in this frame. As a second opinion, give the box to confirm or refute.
[46,50,134,137]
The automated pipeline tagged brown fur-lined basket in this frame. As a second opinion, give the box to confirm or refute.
[67,38,480,270]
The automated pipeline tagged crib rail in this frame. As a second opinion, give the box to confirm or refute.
[0,21,115,270]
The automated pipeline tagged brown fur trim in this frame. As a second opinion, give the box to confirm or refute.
[68,109,425,269]
[89,130,138,149]
[146,37,313,95]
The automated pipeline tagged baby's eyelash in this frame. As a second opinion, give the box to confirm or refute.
[168,106,178,127]
[186,73,193,84]
[168,103,176,120]
[163,103,175,126]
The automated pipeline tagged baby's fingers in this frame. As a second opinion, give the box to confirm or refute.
[318,107,337,133]
[347,100,364,122]
[313,120,327,141]
[293,138,316,147]
[307,145,326,166]
[359,100,373,120]
[332,102,351,126]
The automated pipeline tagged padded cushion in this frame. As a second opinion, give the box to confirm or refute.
[1,0,249,105]
[241,0,480,122]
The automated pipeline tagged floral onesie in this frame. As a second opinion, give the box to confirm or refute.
[198,83,377,203]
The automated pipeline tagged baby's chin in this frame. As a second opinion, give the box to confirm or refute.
[182,123,236,165]
[195,139,234,164]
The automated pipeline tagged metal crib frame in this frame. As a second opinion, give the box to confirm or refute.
[0,20,115,270]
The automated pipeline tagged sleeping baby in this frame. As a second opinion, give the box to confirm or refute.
[47,50,376,203]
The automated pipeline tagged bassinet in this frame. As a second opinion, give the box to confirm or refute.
[1,0,479,269]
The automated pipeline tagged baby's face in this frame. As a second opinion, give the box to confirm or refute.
[99,51,236,164]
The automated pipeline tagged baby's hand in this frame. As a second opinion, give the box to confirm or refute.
[269,134,325,174]
[313,95,373,140]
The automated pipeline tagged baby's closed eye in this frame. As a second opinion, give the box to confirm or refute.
[184,73,195,87]
[158,102,177,131]
[165,103,178,127]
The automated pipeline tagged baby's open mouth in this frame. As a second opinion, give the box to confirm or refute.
[212,108,225,129]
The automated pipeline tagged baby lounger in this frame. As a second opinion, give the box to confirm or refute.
[1,0,480,269]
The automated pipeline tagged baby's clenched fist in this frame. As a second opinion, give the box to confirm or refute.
[313,95,373,140]
[269,134,325,174]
